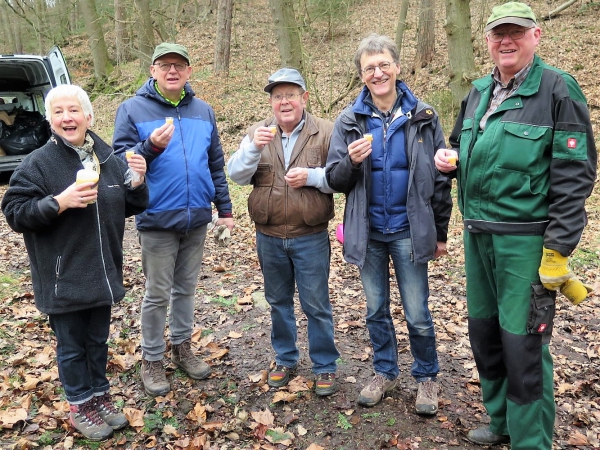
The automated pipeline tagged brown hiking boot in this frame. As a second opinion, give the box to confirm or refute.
[141,359,170,396]
[95,392,129,430]
[415,379,439,415]
[171,340,211,380]
[69,397,113,441]
[357,374,397,407]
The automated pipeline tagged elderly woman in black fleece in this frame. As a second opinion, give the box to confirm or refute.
[2,84,148,442]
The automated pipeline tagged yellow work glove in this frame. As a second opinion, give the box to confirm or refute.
[538,246,573,290]
[559,278,593,305]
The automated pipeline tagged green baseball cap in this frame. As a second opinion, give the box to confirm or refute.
[485,2,537,33]
[152,43,190,65]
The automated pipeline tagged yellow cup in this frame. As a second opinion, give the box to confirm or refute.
[76,169,99,204]
[447,151,458,166]
[268,126,277,135]
[125,150,134,160]
[364,133,373,142]
[165,117,174,125]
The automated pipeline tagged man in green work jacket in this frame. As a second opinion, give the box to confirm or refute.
[435,2,597,449]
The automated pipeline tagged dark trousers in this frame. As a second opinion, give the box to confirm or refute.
[48,305,111,404]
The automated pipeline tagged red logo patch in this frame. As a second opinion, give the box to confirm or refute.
[537,323,547,333]
[567,138,577,149]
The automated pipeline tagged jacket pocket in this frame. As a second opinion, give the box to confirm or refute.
[252,163,274,187]
[300,189,333,226]
[459,118,474,157]
[304,146,322,168]
[248,187,272,224]
[489,167,548,221]
[501,122,551,169]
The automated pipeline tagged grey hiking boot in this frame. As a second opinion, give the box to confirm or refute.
[69,397,113,441]
[141,359,171,396]
[467,426,510,445]
[95,392,129,430]
[171,339,212,380]
[315,372,338,397]
[267,364,297,388]
[357,374,397,407]
[415,379,439,415]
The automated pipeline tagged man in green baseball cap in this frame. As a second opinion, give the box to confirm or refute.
[435,1,597,449]
[112,42,235,397]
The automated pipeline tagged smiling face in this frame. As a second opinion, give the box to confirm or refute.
[487,24,540,83]
[268,83,308,134]
[150,53,192,102]
[50,96,92,147]
[360,49,400,108]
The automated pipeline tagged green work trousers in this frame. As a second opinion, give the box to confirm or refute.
[464,232,555,450]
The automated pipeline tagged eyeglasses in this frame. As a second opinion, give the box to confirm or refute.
[271,93,302,102]
[486,28,532,43]
[361,61,394,76]
[153,62,188,72]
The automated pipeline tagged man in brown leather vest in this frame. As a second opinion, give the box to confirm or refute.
[228,68,340,396]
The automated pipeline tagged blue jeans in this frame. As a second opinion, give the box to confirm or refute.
[48,306,111,404]
[256,230,339,374]
[139,227,207,361]
[360,237,438,381]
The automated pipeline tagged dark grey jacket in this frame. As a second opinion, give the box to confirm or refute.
[2,131,149,314]
[326,99,452,268]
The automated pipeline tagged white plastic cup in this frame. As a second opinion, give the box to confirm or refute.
[76,169,99,204]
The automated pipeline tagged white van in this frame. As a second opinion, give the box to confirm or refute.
[0,46,71,173]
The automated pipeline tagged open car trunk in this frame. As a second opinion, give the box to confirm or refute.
[0,46,71,173]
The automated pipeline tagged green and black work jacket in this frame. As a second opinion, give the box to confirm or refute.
[448,54,597,257]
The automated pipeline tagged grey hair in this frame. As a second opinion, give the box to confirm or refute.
[44,85,94,127]
[354,34,400,76]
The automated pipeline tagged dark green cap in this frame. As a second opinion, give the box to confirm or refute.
[152,43,190,65]
[485,2,536,33]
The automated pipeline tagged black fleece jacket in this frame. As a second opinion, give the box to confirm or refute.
[2,131,148,314]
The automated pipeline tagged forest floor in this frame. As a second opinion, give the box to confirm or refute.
[1,0,599,449]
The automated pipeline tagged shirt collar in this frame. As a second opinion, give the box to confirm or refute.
[492,59,534,89]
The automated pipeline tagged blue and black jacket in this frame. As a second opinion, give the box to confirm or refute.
[113,78,232,232]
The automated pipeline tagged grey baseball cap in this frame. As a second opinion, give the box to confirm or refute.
[264,68,306,93]
[152,43,190,65]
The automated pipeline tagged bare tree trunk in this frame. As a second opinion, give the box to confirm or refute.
[134,0,155,70]
[79,0,113,80]
[214,0,234,75]
[0,2,16,53]
[268,0,303,71]
[395,0,410,59]
[115,0,131,64]
[414,0,435,71]
[445,0,477,107]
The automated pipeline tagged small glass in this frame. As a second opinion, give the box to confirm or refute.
[125,150,134,160]
[268,126,277,135]
[364,133,373,143]
[165,117,174,125]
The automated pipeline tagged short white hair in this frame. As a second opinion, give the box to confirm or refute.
[44,85,94,127]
